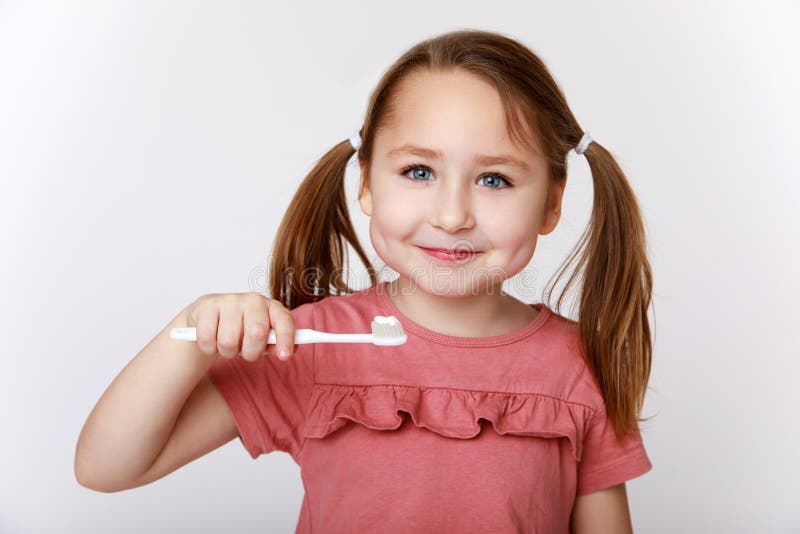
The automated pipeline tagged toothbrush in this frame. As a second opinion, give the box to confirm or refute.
[169,315,407,346]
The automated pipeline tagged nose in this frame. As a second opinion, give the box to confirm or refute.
[429,178,475,233]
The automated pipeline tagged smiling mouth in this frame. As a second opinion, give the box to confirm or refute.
[416,246,483,262]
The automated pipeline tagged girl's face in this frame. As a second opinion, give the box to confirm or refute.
[359,68,564,297]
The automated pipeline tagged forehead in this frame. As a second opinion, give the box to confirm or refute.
[375,69,545,170]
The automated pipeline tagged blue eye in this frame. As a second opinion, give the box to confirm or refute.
[400,164,511,189]
[403,165,433,181]
[477,175,508,188]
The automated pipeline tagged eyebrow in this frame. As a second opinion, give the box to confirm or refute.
[386,144,531,172]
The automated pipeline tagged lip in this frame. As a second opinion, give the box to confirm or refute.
[416,246,483,263]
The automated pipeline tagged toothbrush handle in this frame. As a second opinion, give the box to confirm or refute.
[169,327,373,344]
[292,329,373,344]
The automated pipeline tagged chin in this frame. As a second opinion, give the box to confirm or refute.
[406,269,501,298]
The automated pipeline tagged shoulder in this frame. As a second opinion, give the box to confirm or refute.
[533,308,607,414]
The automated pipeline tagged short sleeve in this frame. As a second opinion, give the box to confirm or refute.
[206,301,316,460]
[576,405,653,496]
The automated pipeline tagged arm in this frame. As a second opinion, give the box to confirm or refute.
[74,305,236,492]
[570,483,634,534]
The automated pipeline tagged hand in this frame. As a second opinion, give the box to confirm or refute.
[185,293,295,362]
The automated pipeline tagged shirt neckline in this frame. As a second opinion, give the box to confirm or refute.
[370,280,552,348]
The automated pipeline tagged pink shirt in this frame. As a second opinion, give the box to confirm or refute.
[208,281,652,532]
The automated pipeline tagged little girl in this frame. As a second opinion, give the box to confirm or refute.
[76,29,654,533]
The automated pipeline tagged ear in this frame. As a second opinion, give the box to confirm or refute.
[357,174,372,217]
[539,178,566,235]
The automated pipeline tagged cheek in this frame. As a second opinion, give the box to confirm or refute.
[488,229,539,279]
[482,199,542,266]
[367,189,418,252]
[370,181,421,234]
[374,200,406,226]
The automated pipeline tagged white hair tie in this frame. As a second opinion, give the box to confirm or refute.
[574,131,593,155]
[349,131,362,151]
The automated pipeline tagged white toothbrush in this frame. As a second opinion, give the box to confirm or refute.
[170,314,407,346]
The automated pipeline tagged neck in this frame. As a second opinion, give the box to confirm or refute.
[384,276,537,338]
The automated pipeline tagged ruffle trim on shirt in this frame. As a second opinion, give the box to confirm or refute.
[302,383,591,461]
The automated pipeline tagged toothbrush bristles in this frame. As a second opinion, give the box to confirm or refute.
[370,316,407,346]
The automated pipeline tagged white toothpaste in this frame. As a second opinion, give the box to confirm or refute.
[374,315,400,325]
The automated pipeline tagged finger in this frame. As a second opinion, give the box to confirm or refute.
[195,303,221,357]
[217,294,243,359]
[241,298,270,362]
[268,300,295,360]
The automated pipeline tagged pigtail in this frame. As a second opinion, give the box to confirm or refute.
[544,139,654,443]
[268,135,378,310]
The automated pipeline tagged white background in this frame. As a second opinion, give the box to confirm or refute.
[1,1,798,532]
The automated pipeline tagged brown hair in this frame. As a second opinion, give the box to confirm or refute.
[268,29,653,444]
